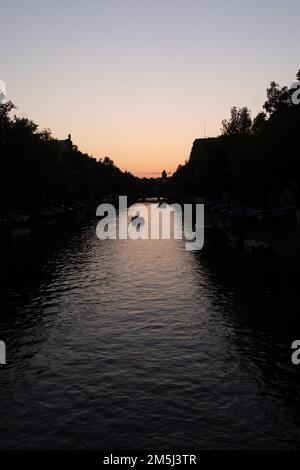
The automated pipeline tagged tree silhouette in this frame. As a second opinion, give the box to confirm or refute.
[172,67,300,209]
[221,107,252,136]
[0,101,138,213]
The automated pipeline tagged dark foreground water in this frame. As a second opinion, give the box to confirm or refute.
[1,213,300,449]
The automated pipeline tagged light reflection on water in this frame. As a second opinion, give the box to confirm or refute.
[0,209,300,449]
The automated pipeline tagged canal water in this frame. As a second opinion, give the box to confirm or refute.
[0,209,300,449]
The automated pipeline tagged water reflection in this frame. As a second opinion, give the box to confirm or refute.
[0,211,300,449]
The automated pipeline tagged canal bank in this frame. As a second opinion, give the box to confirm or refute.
[209,214,300,268]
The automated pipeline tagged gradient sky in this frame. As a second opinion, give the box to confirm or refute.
[1,0,300,176]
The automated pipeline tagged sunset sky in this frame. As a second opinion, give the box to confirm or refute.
[2,0,300,176]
